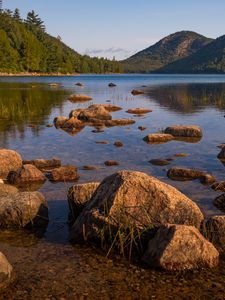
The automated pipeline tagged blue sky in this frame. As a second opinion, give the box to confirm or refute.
[4,0,225,59]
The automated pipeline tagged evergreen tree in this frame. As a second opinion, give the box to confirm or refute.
[13,8,22,22]
[26,10,45,32]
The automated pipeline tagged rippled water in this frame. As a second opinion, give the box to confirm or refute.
[0,74,225,299]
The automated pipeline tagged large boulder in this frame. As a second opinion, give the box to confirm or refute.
[0,149,22,179]
[164,125,202,138]
[212,181,225,192]
[0,184,18,197]
[7,164,46,185]
[68,182,100,221]
[143,133,174,143]
[142,224,219,271]
[78,106,112,121]
[206,216,225,252]
[70,171,204,242]
[0,252,14,291]
[0,191,48,228]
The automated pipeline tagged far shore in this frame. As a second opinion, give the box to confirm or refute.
[0,72,80,77]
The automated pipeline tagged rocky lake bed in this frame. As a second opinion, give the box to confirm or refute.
[0,74,225,299]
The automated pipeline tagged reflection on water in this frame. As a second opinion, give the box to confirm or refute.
[0,75,225,298]
[147,83,225,114]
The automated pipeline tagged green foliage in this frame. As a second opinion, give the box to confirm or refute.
[0,9,123,74]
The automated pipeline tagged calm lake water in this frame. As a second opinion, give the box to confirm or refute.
[0,74,225,299]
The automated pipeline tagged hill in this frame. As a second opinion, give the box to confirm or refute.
[0,9,122,74]
[156,35,225,73]
[122,31,212,73]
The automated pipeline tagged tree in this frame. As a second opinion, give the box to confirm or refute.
[0,1,2,12]
[13,8,22,22]
[26,10,45,32]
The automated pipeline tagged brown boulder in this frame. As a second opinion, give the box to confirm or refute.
[126,108,152,114]
[7,164,46,184]
[70,171,204,242]
[68,94,92,102]
[53,116,68,128]
[68,182,100,221]
[142,224,219,271]
[61,117,85,131]
[48,166,79,182]
[88,104,122,112]
[0,184,18,197]
[0,149,22,180]
[78,106,112,121]
[0,191,48,228]
[32,158,61,170]
[167,167,215,184]
[164,125,202,138]
[206,216,225,252]
[213,194,225,212]
[143,133,174,143]
[0,252,14,291]
[212,181,225,192]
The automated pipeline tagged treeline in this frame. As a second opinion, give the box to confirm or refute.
[0,9,123,73]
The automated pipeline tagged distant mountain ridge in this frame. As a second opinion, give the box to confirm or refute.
[156,35,225,73]
[122,31,213,73]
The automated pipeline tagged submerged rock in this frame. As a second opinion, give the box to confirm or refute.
[7,164,46,185]
[213,194,225,212]
[206,216,225,252]
[75,82,84,86]
[131,89,144,95]
[105,119,135,127]
[212,181,225,192]
[104,160,119,166]
[167,167,215,184]
[0,183,18,197]
[142,224,219,271]
[88,104,122,112]
[31,158,61,170]
[114,141,124,147]
[0,191,48,228]
[217,147,225,160]
[82,165,98,171]
[0,252,14,291]
[126,108,152,114]
[68,182,100,221]
[108,83,117,87]
[48,166,79,182]
[149,159,170,166]
[143,133,174,143]
[0,149,22,180]
[164,125,203,138]
[70,171,204,243]
[68,94,92,102]
[138,126,147,131]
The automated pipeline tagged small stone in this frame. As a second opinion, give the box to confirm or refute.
[108,83,117,87]
[75,82,84,86]
[104,160,119,166]
[144,133,174,143]
[126,108,152,114]
[149,159,170,166]
[95,140,109,145]
[114,141,123,147]
[138,126,146,131]
[131,89,144,95]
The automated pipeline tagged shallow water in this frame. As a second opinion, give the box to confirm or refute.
[0,74,225,299]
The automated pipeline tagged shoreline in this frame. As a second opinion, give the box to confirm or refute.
[0,72,80,77]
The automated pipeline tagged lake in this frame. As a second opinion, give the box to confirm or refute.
[0,74,225,299]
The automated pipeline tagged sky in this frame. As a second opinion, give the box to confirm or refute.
[3,0,225,60]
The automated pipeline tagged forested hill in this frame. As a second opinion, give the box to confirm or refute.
[0,9,122,73]
[155,35,225,74]
[122,31,213,73]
